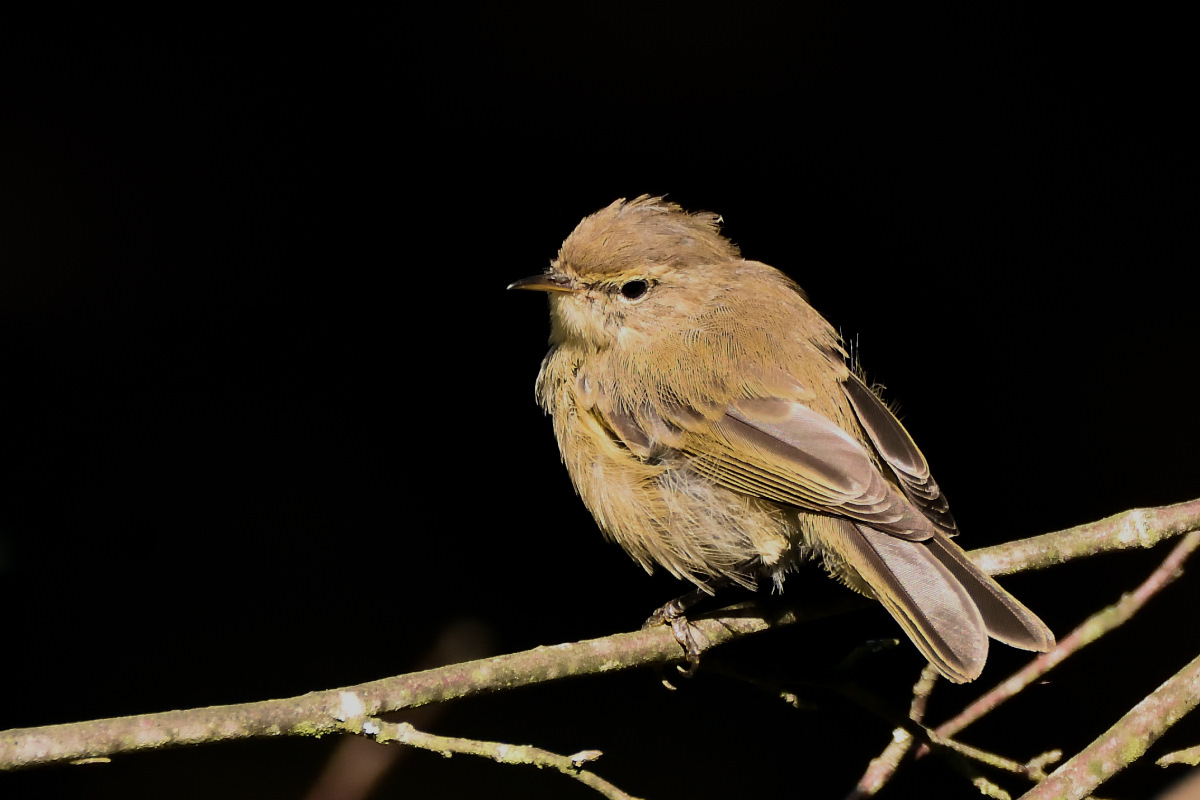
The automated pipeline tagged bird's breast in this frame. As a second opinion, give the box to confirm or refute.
[537,347,796,590]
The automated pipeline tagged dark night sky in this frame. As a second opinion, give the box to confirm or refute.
[1,6,1197,799]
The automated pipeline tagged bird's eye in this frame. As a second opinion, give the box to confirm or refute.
[619,279,650,301]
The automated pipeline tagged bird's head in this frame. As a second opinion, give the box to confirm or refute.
[509,196,742,350]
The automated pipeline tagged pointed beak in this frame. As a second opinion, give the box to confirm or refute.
[507,272,582,294]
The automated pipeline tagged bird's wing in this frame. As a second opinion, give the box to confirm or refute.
[693,397,940,540]
[591,371,1056,665]
[594,389,941,541]
[839,373,958,536]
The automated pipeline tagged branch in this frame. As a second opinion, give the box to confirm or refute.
[0,600,844,771]
[843,667,1063,800]
[933,529,1200,745]
[1020,651,1200,800]
[846,526,1200,798]
[1,498,1197,773]
[969,497,1200,576]
[845,506,1200,797]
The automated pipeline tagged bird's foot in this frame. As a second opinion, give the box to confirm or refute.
[645,601,703,677]
[644,587,713,684]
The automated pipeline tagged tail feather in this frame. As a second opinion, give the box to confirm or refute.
[925,534,1056,652]
[821,520,1053,682]
[826,520,988,682]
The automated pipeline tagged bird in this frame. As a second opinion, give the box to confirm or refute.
[509,195,1054,682]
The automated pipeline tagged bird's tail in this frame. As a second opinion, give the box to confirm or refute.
[823,520,1054,683]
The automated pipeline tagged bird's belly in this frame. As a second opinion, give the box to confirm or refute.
[571,440,796,590]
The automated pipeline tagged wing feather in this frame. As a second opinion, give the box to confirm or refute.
[841,374,957,535]
[696,401,939,540]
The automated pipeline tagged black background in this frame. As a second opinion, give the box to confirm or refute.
[2,5,1197,799]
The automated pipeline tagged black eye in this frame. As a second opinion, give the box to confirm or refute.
[619,279,650,301]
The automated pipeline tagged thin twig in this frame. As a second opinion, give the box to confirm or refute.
[908,664,939,723]
[845,664,939,799]
[1024,750,1063,779]
[836,677,1046,798]
[927,731,1035,777]
[1020,651,1200,800]
[372,720,641,800]
[966,775,1010,800]
[1157,744,1200,767]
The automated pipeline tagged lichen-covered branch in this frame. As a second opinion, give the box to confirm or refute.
[970,498,1200,576]
[0,498,1196,773]
[0,600,842,771]
[841,506,1200,799]
[1021,651,1200,800]
[933,530,1200,746]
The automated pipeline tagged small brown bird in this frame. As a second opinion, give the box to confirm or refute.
[510,196,1053,682]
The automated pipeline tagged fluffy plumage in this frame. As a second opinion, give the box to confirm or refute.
[517,196,1054,682]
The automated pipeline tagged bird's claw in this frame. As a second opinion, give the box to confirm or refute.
[645,598,704,681]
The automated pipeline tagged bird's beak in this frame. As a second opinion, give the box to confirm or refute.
[507,272,581,294]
